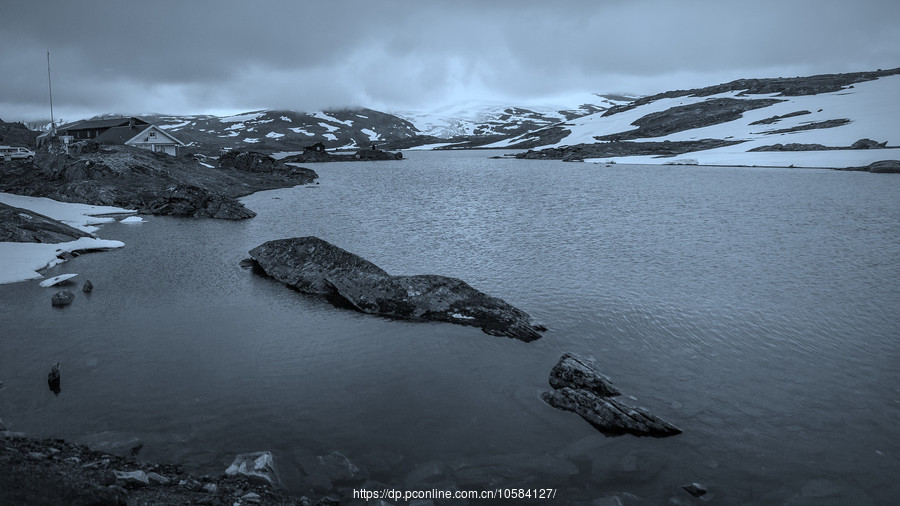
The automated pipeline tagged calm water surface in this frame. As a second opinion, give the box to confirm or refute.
[1,150,898,504]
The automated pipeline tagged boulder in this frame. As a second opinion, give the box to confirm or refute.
[248,237,546,341]
[51,290,74,307]
[225,451,280,487]
[113,469,150,488]
[542,353,681,437]
[82,279,94,293]
[549,353,621,397]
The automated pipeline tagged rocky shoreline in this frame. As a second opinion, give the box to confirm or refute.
[0,427,308,505]
[0,143,318,220]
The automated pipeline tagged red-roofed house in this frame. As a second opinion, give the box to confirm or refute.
[55,117,185,155]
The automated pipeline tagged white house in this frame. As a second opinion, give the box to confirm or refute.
[51,117,186,155]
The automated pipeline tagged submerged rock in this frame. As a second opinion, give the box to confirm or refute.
[248,236,546,341]
[542,353,681,437]
[542,388,682,437]
[82,279,94,293]
[51,290,75,307]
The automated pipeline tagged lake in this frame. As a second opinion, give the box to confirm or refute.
[1,150,898,504]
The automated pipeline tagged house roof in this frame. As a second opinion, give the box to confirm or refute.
[123,125,185,146]
[94,125,148,145]
[58,117,149,133]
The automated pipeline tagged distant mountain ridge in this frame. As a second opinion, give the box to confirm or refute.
[500,67,900,168]
[393,94,636,139]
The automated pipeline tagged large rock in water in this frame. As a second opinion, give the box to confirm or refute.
[542,353,681,437]
[248,236,545,341]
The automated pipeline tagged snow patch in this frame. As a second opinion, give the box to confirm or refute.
[361,128,381,141]
[0,238,125,285]
[266,132,285,139]
[0,193,134,233]
[221,112,265,123]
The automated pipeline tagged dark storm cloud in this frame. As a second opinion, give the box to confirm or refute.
[1,0,897,122]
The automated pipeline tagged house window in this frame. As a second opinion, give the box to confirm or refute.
[149,131,156,138]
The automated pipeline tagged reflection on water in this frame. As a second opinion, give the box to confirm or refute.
[1,151,899,504]
[47,362,60,396]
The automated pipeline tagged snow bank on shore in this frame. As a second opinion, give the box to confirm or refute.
[0,192,131,285]
[0,193,134,234]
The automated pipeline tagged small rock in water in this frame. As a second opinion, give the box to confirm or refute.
[48,362,61,395]
[51,290,75,307]
[682,482,708,497]
[82,279,94,293]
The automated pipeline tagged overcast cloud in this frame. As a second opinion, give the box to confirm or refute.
[1,0,898,122]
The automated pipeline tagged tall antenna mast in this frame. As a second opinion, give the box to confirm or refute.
[47,51,56,135]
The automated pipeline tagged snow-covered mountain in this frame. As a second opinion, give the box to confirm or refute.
[394,94,636,138]
[501,68,900,168]
[134,108,420,152]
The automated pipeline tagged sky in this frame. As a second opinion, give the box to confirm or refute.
[1,0,898,124]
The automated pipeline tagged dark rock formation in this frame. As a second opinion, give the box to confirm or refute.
[597,98,784,141]
[850,138,888,149]
[748,110,812,125]
[749,143,830,152]
[760,118,850,135]
[866,160,900,173]
[82,280,94,293]
[0,145,317,220]
[516,139,740,161]
[144,184,257,219]
[281,147,403,163]
[47,362,61,395]
[0,203,92,243]
[542,353,681,437]
[549,352,622,397]
[51,291,74,308]
[248,237,546,341]
[682,482,709,498]
[602,68,900,117]
[218,150,320,181]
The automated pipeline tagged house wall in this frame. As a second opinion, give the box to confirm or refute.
[129,143,178,156]
[126,127,181,155]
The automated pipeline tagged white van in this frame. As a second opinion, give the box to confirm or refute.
[0,146,35,161]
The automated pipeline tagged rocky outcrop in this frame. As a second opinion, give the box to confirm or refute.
[602,68,900,117]
[0,203,92,243]
[282,148,403,163]
[866,160,900,173]
[597,98,784,141]
[850,138,888,149]
[248,236,546,341]
[0,145,318,220]
[516,139,740,161]
[144,184,256,219]
[542,353,681,437]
